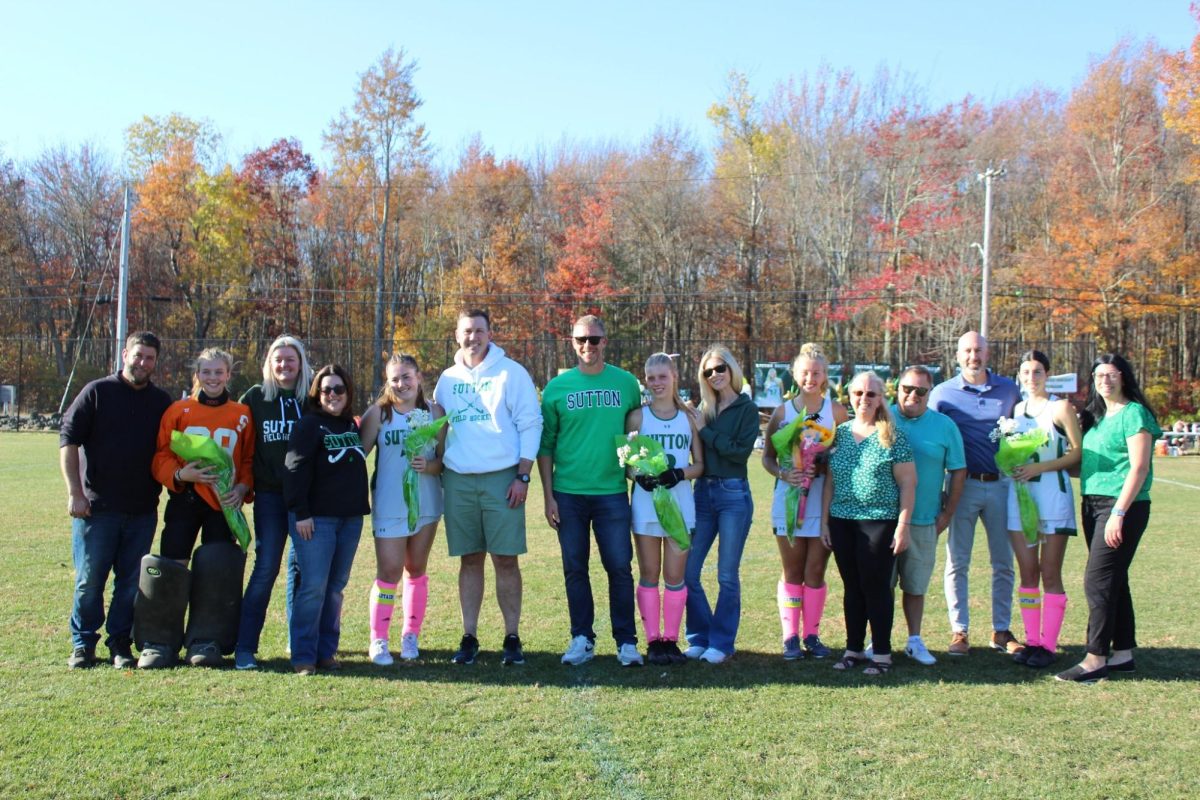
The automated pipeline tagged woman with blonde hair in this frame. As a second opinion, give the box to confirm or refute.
[235,335,313,670]
[683,346,760,663]
[821,371,916,676]
[627,353,704,665]
[359,354,445,664]
[762,343,848,660]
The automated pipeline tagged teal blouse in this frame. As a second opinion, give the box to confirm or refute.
[828,423,913,520]
[1080,402,1161,502]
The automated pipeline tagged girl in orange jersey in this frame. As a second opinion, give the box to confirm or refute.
[151,348,255,564]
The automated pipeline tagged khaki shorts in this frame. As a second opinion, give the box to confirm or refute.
[892,523,938,595]
[442,467,526,557]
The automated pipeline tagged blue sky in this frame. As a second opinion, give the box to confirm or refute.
[1,1,1193,169]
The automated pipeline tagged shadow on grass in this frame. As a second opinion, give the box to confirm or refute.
[241,645,1200,689]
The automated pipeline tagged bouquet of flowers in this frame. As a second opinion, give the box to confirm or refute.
[169,430,251,551]
[616,432,690,551]
[403,409,449,531]
[991,417,1048,545]
[770,416,835,543]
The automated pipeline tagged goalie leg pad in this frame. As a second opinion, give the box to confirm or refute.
[184,541,246,654]
[133,555,191,653]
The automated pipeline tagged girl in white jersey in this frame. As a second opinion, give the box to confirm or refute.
[626,353,704,666]
[1006,350,1082,670]
[761,343,849,660]
[359,354,445,665]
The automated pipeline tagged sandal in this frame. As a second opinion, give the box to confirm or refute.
[832,653,868,671]
[863,659,892,676]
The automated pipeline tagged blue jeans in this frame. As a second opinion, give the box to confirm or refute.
[236,491,295,655]
[288,515,362,665]
[70,511,157,650]
[685,477,754,654]
[554,491,636,646]
[944,477,1014,633]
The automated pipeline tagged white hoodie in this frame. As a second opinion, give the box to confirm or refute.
[433,343,543,474]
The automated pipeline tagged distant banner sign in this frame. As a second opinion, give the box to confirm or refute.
[853,363,892,381]
[1046,373,1078,395]
[754,362,792,409]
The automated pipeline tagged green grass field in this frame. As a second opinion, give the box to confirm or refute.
[2,432,1199,799]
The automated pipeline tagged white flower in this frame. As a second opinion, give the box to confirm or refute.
[989,416,1019,442]
[617,444,633,467]
[407,408,432,428]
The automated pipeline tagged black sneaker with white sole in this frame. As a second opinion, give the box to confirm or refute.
[67,646,95,669]
[501,634,525,666]
[452,633,480,665]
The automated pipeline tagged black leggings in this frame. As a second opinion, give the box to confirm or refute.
[160,489,233,561]
[829,516,897,655]
[1081,496,1149,657]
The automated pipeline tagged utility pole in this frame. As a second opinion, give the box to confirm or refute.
[976,165,1005,338]
[114,185,131,370]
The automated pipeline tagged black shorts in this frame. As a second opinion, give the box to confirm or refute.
[159,488,233,560]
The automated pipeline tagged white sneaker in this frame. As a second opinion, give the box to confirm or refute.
[699,647,727,664]
[617,643,643,667]
[682,644,706,660]
[905,636,937,665]
[561,635,595,665]
[400,632,419,661]
[369,638,393,666]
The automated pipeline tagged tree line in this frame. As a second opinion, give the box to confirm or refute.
[3,35,1200,419]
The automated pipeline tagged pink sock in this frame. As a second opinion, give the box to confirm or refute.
[369,579,397,641]
[1018,586,1042,647]
[402,575,429,636]
[637,583,662,642]
[662,584,687,641]
[1041,592,1067,653]
[801,583,827,638]
[778,581,803,639]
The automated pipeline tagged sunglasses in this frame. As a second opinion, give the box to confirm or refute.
[573,335,603,345]
[319,384,347,396]
[851,390,879,399]
[899,384,929,397]
[702,364,729,378]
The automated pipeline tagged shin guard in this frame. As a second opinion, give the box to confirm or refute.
[184,541,246,654]
[133,555,191,653]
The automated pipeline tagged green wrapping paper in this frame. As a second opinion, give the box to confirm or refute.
[169,430,251,551]
[403,415,449,531]
[615,433,691,551]
[994,427,1049,545]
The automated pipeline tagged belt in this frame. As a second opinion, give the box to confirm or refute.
[968,472,1001,482]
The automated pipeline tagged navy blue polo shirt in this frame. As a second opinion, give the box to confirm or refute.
[927,370,1020,475]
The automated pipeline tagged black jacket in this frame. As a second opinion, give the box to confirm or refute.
[284,411,370,520]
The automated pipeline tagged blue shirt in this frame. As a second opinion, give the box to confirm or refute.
[891,406,966,525]
[928,370,1019,475]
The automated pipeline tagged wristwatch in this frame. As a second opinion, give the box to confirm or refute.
[1113,507,1126,518]
[517,473,531,484]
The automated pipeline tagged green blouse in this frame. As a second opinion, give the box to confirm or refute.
[1080,402,1161,502]
[828,423,913,520]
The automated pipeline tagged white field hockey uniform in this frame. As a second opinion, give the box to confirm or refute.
[1006,397,1077,536]
[372,408,444,538]
[771,394,833,538]
[631,406,696,538]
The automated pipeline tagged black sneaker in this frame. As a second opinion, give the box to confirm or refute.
[647,639,670,666]
[1012,644,1032,665]
[663,640,687,665]
[1025,646,1058,669]
[452,633,480,665]
[501,634,525,666]
[67,646,95,669]
[109,640,136,669]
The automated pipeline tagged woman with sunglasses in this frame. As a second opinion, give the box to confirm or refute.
[761,343,847,660]
[1005,350,1082,670]
[284,364,370,675]
[683,346,760,664]
[1056,354,1160,683]
[821,371,916,676]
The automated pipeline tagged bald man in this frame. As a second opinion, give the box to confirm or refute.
[928,332,1021,656]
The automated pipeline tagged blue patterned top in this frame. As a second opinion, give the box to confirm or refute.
[828,422,913,520]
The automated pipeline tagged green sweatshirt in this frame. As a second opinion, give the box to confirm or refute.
[240,385,306,494]
[698,393,760,479]
[539,364,641,495]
